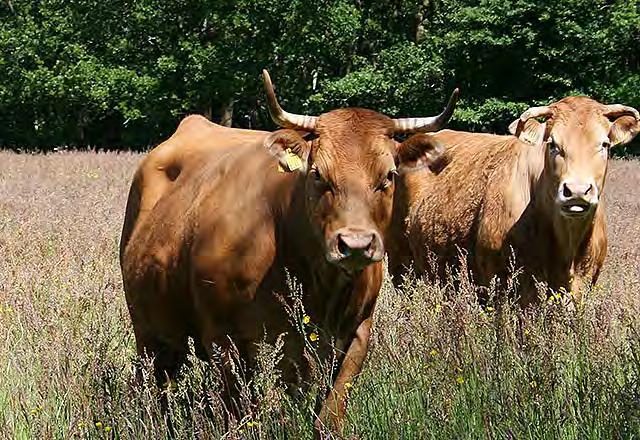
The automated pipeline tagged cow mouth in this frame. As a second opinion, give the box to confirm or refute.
[336,259,371,275]
[327,247,380,273]
[560,200,592,217]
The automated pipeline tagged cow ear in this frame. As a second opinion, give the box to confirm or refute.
[609,115,639,147]
[396,133,448,174]
[264,129,311,173]
[508,119,547,146]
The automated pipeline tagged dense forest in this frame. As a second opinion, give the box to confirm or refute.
[0,0,638,150]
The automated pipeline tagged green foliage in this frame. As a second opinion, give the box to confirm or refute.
[0,0,638,149]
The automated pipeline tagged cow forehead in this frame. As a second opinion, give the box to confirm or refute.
[316,108,395,138]
[313,108,396,172]
[550,97,610,146]
[314,140,395,172]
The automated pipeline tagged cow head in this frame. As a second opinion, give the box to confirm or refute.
[509,97,639,220]
[262,70,458,272]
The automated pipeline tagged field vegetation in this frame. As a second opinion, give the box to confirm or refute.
[1,151,640,439]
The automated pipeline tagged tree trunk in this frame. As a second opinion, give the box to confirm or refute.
[414,0,430,43]
[204,99,213,120]
[220,96,234,127]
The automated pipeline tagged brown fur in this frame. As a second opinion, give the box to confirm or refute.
[389,96,639,305]
[120,109,443,435]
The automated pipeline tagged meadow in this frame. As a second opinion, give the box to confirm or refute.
[1,151,639,439]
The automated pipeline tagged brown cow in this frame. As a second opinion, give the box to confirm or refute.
[389,96,639,306]
[120,70,458,435]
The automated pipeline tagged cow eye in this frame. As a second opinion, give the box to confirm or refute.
[377,169,397,191]
[311,166,333,192]
[600,140,611,153]
[548,139,562,157]
[310,165,325,182]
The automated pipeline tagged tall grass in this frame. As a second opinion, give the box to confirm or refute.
[1,151,639,439]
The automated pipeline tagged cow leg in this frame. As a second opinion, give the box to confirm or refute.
[315,317,372,438]
[197,318,247,425]
[132,325,188,387]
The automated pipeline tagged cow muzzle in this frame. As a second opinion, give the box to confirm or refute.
[557,180,598,218]
[326,228,384,270]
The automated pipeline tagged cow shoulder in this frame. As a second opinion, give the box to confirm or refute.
[476,137,535,251]
[189,143,292,305]
[424,131,514,245]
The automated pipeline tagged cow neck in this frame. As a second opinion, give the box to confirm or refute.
[283,176,357,300]
[525,143,596,269]
[283,180,361,339]
[400,168,433,210]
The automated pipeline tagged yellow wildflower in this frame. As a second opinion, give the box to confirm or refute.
[345,382,353,389]
[456,376,465,384]
[486,306,494,312]
[309,332,319,342]
[302,315,310,325]
[95,422,103,428]
[164,378,177,391]
[430,349,438,357]
[104,426,112,433]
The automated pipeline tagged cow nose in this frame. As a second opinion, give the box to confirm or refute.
[561,181,593,199]
[338,232,374,255]
[558,180,598,217]
[328,228,384,266]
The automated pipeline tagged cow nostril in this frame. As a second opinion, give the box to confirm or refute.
[585,184,593,195]
[364,239,373,252]
[562,183,572,198]
[337,235,350,256]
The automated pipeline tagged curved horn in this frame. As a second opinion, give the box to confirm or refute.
[393,88,460,134]
[262,70,318,131]
[602,104,639,120]
[514,105,554,137]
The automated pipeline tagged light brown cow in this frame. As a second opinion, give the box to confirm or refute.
[389,96,639,305]
[120,70,458,435]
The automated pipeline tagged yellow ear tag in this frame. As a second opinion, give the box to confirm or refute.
[284,149,303,172]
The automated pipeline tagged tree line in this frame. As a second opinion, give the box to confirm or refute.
[0,0,638,150]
